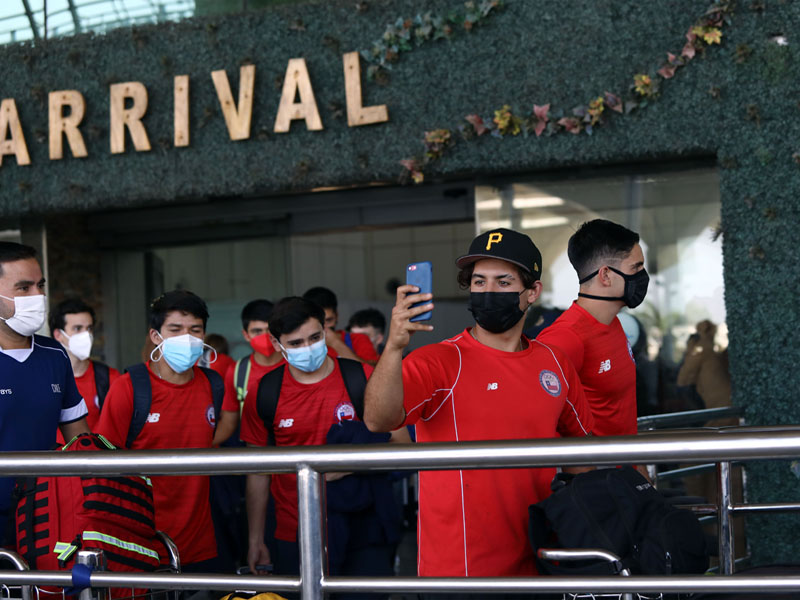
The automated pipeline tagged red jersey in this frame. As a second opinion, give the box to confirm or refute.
[222,354,286,413]
[327,330,378,363]
[537,302,637,436]
[95,364,217,564]
[401,328,594,577]
[56,361,120,445]
[240,359,373,542]
[208,352,234,380]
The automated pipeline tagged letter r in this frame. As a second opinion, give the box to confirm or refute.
[486,232,503,250]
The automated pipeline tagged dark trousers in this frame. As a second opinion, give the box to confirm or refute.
[180,555,224,600]
[272,538,300,600]
[331,542,396,600]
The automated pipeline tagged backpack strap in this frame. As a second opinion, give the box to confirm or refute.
[14,477,42,569]
[125,364,153,449]
[93,361,111,409]
[256,365,285,446]
[199,366,224,430]
[343,332,354,350]
[234,356,252,407]
[337,358,367,420]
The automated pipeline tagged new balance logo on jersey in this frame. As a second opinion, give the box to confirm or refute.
[278,418,294,428]
[486,382,499,391]
[51,384,62,393]
[598,360,611,374]
[147,413,160,423]
[0,389,12,395]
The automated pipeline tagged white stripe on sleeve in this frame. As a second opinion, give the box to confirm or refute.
[60,398,88,423]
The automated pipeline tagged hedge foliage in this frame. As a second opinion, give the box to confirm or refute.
[1,0,800,561]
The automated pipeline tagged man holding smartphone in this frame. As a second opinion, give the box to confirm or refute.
[364,228,594,584]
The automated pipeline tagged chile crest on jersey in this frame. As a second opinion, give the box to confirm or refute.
[335,401,356,423]
[539,370,562,397]
[206,405,216,427]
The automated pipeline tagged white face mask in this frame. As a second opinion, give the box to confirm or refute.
[0,294,47,337]
[60,329,93,361]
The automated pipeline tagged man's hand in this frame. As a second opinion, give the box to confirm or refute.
[324,328,363,362]
[384,284,434,353]
[212,410,238,447]
[247,540,272,575]
[363,285,433,433]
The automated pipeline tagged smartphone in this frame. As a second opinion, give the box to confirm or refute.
[236,564,273,575]
[406,261,433,322]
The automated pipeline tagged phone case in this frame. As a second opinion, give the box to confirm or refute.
[407,261,433,322]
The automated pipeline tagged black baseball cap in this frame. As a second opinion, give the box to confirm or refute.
[456,228,542,280]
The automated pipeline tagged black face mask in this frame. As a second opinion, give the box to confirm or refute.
[578,266,650,309]
[468,291,527,334]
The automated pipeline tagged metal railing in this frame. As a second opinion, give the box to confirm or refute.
[3,428,800,598]
[636,406,742,431]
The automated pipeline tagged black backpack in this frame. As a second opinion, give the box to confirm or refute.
[529,466,709,576]
[93,360,111,407]
[125,363,224,448]
[255,358,366,445]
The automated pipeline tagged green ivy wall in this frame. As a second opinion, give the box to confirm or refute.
[1,0,799,562]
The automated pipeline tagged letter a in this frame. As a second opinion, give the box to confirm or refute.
[274,58,323,133]
[0,99,31,167]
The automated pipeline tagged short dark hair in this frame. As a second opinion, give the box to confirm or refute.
[241,299,274,329]
[205,333,230,355]
[269,296,325,339]
[568,219,640,280]
[49,298,95,334]
[302,286,338,312]
[0,242,37,277]
[346,308,386,334]
[456,262,538,290]
[149,290,209,331]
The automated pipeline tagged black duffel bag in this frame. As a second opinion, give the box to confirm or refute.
[529,466,710,576]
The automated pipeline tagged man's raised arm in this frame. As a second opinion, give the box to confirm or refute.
[364,284,432,432]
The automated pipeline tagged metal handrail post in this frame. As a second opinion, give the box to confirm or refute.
[717,460,735,574]
[297,465,326,600]
[0,549,32,600]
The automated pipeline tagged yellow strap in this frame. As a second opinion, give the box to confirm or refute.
[82,531,159,560]
[53,541,77,561]
[234,356,252,409]
[221,594,288,600]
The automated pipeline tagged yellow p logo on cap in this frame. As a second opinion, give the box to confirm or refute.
[486,232,503,250]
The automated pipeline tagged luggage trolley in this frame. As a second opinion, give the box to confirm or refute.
[538,548,664,600]
[1,531,181,600]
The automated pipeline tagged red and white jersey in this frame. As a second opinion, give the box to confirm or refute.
[74,361,121,429]
[401,328,594,576]
[240,359,373,542]
[327,330,379,363]
[222,354,286,413]
[537,302,637,437]
[207,352,235,380]
[56,361,121,445]
[95,363,217,564]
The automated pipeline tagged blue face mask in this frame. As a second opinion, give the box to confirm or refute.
[151,333,211,374]
[280,338,328,373]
